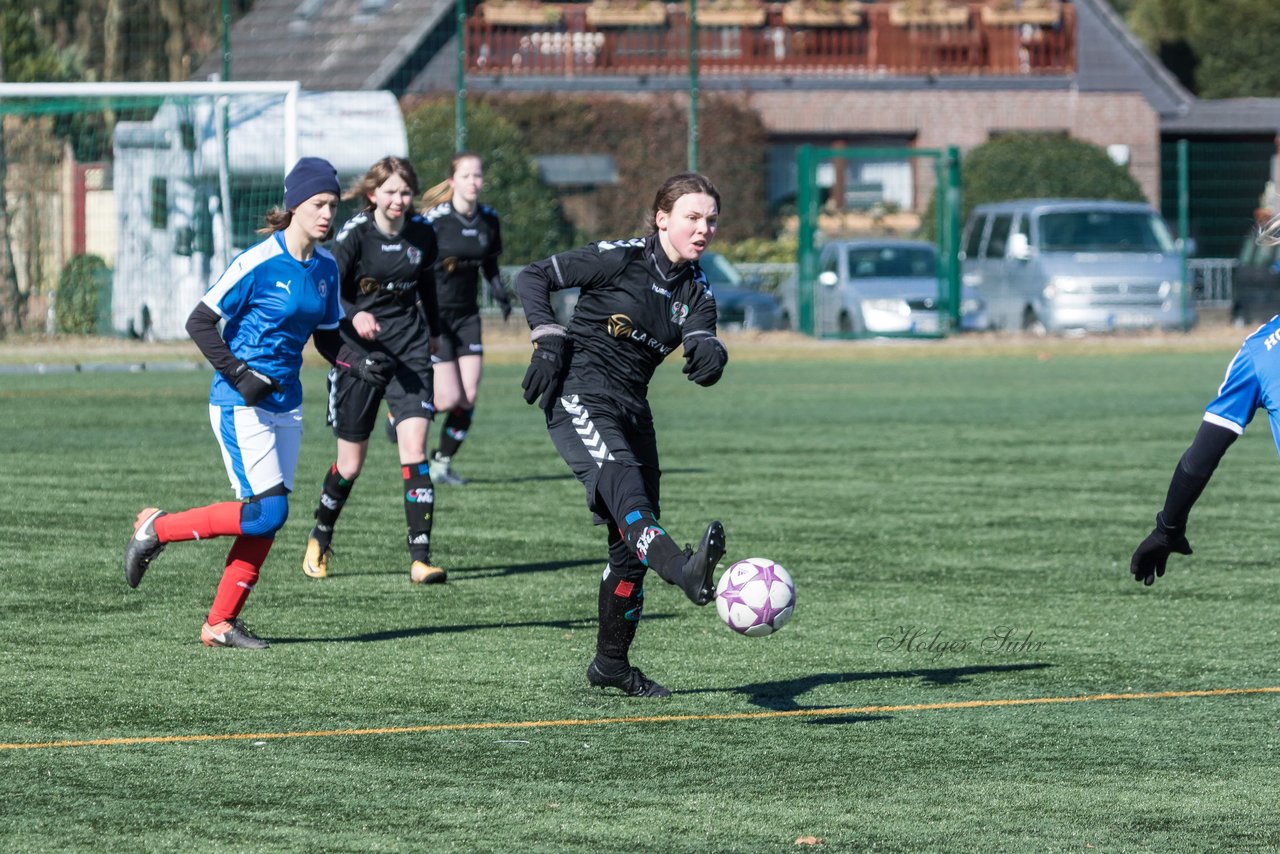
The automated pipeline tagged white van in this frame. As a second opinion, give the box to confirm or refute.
[960,199,1194,333]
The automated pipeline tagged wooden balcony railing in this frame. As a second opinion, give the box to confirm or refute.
[466,2,1076,77]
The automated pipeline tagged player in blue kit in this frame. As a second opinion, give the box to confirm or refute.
[123,157,393,648]
[1130,308,1280,584]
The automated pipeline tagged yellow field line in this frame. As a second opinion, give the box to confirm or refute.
[4,685,1277,752]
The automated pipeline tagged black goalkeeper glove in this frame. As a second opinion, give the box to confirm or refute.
[522,334,566,411]
[229,361,281,407]
[336,345,395,390]
[488,276,513,322]
[682,336,728,387]
[1130,513,1193,586]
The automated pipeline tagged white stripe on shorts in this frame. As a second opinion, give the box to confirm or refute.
[209,404,304,499]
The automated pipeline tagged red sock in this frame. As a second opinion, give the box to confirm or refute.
[154,502,243,543]
[206,536,273,625]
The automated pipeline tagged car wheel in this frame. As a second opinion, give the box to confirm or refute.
[838,311,855,334]
[1022,306,1047,337]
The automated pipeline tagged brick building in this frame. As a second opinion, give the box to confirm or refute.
[211,0,1278,256]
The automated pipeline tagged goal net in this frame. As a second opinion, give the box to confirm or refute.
[0,82,407,339]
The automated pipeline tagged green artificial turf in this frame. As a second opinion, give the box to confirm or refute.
[3,336,1278,851]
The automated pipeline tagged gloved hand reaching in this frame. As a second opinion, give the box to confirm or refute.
[682,336,728,387]
[229,361,281,407]
[337,346,395,390]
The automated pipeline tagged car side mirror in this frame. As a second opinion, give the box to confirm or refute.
[1008,233,1031,261]
[818,271,838,287]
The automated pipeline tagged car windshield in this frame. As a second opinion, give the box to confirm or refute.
[846,246,936,278]
[1038,211,1175,253]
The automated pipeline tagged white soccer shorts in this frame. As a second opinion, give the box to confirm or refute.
[209,405,304,499]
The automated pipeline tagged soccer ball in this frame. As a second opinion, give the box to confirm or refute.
[715,558,795,637]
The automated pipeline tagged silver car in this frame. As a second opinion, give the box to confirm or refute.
[784,239,988,335]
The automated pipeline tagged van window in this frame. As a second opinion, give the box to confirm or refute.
[963,216,986,258]
[1039,211,1175,253]
[985,215,1012,258]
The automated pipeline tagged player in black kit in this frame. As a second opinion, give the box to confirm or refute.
[515,173,731,698]
[408,152,511,485]
[302,156,448,584]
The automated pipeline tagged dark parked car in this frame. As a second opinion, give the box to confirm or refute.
[545,251,784,330]
[1232,234,1280,325]
[701,252,784,331]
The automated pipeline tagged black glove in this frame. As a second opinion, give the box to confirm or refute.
[336,345,395,390]
[229,361,280,407]
[522,334,566,411]
[488,276,513,322]
[682,336,728,387]
[1130,513,1193,586]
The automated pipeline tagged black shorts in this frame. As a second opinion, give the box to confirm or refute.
[546,392,660,524]
[327,349,435,441]
[434,312,484,363]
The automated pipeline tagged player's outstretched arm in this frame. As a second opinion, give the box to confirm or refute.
[1130,421,1237,585]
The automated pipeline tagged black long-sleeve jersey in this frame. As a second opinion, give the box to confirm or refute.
[424,201,502,318]
[329,211,440,355]
[517,233,719,413]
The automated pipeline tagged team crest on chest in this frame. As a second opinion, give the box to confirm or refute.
[670,302,689,326]
[406,246,422,266]
[317,278,329,297]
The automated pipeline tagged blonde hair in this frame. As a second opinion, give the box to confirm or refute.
[347,156,420,214]
[420,151,485,209]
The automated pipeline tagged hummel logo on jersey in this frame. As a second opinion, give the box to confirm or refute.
[596,238,644,252]
[651,283,672,298]
[274,280,292,295]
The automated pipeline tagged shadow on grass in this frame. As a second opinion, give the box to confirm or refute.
[447,465,705,487]
[330,557,602,579]
[269,613,676,645]
[681,662,1053,716]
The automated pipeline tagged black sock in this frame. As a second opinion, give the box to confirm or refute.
[437,407,473,458]
[312,463,356,549]
[596,568,645,664]
[622,511,684,582]
[402,462,435,562]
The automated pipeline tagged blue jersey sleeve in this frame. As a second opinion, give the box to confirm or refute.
[316,250,343,330]
[1204,347,1260,435]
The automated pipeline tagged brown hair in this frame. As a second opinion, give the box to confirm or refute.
[421,151,485,209]
[257,208,292,234]
[647,172,721,234]
[255,207,333,240]
[346,156,420,214]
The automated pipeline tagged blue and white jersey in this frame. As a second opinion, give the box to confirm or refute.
[1205,314,1280,453]
[201,231,342,412]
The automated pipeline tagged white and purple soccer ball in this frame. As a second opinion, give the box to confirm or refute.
[715,558,795,637]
